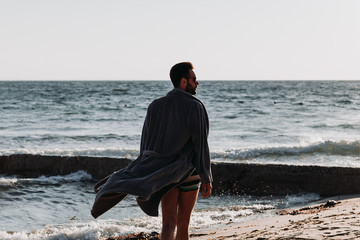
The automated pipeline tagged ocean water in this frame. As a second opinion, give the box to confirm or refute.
[1,80,359,239]
[0,171,320,240]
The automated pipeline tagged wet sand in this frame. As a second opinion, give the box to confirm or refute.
[191,195,360,240]
[105,232,159,240]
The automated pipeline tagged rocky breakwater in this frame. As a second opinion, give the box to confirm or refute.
[2,154,360,196]
[0,154,131,179]
[212,162,360,196]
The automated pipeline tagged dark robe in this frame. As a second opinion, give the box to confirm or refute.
[91,88,212,218]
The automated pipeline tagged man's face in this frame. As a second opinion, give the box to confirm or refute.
[185,69,198,95]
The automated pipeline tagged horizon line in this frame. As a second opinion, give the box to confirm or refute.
[0,79,359,82]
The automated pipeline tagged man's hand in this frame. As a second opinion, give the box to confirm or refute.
[200,182,212,198]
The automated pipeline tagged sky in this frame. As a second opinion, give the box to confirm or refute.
[1,0,359,81]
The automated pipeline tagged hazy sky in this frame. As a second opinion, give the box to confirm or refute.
[1,0,359,80]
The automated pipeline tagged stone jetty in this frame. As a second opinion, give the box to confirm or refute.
[2,154,360,196]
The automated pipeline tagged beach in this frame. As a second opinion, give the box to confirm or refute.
[1,81,360,239]
[101,195,360,240]
[190,195,360,240]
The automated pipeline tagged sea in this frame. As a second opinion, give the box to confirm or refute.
[0,80,359,239]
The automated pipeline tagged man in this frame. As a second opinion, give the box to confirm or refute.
[91,62,212,240]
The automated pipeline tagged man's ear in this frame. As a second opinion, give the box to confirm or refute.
[179,77,187,90]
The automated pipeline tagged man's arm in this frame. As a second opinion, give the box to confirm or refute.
[187,102,213,184]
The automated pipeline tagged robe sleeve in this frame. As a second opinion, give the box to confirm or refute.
[140,107,150,153]
[187,101,213,184]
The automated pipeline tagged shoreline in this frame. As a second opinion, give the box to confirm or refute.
[190,195,360,240]
[100,195,360,240]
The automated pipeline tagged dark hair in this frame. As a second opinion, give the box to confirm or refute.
[169,62,194,87]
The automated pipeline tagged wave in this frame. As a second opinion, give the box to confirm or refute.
[211,140,360,161]
[0,193,320,240]
[0,148,140,159]
[3,134,135,142]
[310,123,360,130]
[1,171,93,186]
[28,171,93,184]
[0,177,17,187]
[2,140,360,162]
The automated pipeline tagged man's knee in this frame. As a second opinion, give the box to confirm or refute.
[175,212,192,235]
[163,216,177,229]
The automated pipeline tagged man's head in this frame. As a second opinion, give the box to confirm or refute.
[170,62,198,95]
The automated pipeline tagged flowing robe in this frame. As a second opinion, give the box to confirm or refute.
[91,88,212,218]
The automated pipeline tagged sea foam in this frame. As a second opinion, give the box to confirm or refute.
[18,171,93,184]
[211,140,360,165]
[0,177,17,186]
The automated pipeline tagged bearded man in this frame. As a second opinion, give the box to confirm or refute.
[91,62,212,240]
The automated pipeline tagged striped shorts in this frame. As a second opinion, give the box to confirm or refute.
[177,179,201,192]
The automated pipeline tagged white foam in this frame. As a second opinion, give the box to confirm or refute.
[0,192,324,240]
[0,203,274,239]
[190,203,275,231]
[0,148,139,159]
[2,140,359,165]
[19,171,93,184]
[0,218,161,240]
[0,177,17,186]
[211,140,360,162]
[285,193,321,206]
[0,209,257,240]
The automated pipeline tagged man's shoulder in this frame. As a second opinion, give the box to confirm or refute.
[149,95,170,106]
[148,89,205,111]
[152,93,201,106]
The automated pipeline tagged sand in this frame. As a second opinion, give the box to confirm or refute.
[104,195,360,240]
[190,195,360,240]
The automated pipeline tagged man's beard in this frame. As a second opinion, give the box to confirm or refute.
[185,82,196,95]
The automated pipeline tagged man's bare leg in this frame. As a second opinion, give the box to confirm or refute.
[175,189,199,240]
[161,187,180,240]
